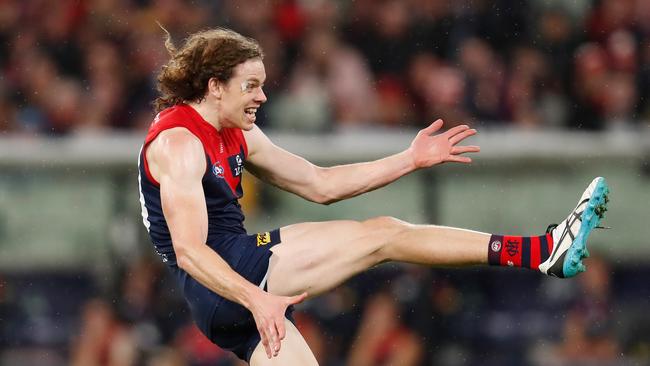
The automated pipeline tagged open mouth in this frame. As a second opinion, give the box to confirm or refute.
[244,107,257,122]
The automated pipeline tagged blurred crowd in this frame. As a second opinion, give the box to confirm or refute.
[0,0,649,135]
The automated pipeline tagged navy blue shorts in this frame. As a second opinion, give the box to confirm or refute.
[169,229,294,361]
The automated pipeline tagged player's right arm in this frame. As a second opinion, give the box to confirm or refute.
[146,128,306,359]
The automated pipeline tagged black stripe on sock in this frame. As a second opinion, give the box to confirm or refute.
[540,234,550,262]
[488,235,504,266]
[522,237,531,268]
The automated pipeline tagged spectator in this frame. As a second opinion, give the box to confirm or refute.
[70,298,137,366]
[347,291,423,366]
[0,0,648,133]
[531,256,623,366]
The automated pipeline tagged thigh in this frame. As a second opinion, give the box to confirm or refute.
[249,319,318,366]
[267,218,398,297]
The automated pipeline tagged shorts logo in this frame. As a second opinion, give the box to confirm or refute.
[256,232,271,247]
[491,240,501,252]
[212,161,225,179]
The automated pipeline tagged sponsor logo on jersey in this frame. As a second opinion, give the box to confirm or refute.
[212,161,225,178]
[491,240,502,252]
[229,153,244,177]
[256,232,271,246]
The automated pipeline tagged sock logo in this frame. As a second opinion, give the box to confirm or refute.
[491,240,502,252]
[506,240,519,256]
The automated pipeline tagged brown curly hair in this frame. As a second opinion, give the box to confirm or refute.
[154,27,264,112]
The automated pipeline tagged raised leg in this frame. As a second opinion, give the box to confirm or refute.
[267,216,489,297]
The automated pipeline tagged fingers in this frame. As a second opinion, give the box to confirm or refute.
[451,145,480,155]
[443,124,470,138]
[278,317,286,340]
[269,324,280,356]
[288,292,308,305]
[449,128,477,145]
[422,119,443,134]
[253,290,306,359]
[259,292,307,358]
[448,126,476,145]
[258,324,273,358]
[259,322,281,358]
[447,155,472,164]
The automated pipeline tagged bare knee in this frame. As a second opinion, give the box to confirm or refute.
[362,216,410,232]
[361,216,410,260]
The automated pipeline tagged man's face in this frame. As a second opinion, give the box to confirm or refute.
[218,58,267,130]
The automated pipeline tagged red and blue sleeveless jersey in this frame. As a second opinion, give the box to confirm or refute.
[138,104,248,265]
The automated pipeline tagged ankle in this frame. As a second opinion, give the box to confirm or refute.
[488,233,553,270]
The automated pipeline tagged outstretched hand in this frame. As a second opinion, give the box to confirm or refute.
[408,119,480,168]
[249,290,308,359]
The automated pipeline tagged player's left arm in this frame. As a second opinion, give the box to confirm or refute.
[244,119,479,205]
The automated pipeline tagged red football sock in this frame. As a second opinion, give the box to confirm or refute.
[488,234,554,270]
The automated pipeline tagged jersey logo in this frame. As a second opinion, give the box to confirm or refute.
[256,232,271,246]
[211,161,225,179]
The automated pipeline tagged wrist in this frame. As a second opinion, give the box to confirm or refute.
[239,283,263,310]
[402,147,418,171]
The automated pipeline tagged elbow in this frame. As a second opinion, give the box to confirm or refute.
[174,245,195,271]
[308,169,339,205]
[308,189,339,205]
[176,255,190,271]
[317,196,338,205]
